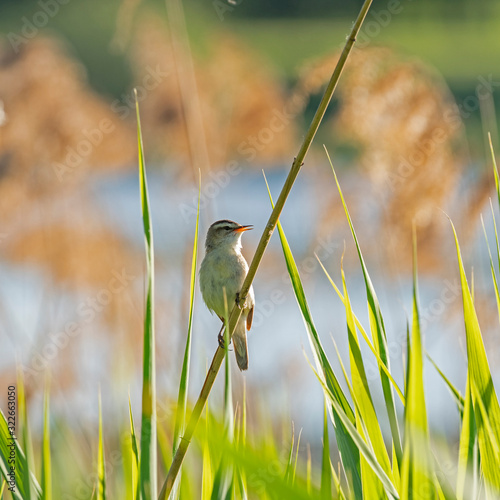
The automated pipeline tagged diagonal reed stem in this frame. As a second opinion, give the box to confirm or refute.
[159,2,373,497]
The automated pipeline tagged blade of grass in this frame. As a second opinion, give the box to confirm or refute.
[121,401,138,500]
[400,230,436,499]
[264,174,362,497]
[0,409,41,500]
[330,461,347,500]
[306,445,312,496]
[127,395,139,500]
[173,171,200,448]
[135,89,157,500]
[159,2,374,494]
[201,410,213,500]
[325,148,403,464]
[426,354,464,416]
[292,428,302,486]
[482,212,500,326]
[235,381,248,500]
[204,419,314,500]
[391,443,400,493]
[306,356,399,499]
[341,259,393,489]
[157,419,172,477]
[316,256,405,405]
[171,171,201,499]
[210,289,234,500]
[456,374,477,500]
[284,423,295,484]
[489,132,500,211]
[332,339,391,500]
[450,219,500,495]
[97,389,106,500]
[41,376,51,500]
[17,368,35,499]
[320,402,332,499]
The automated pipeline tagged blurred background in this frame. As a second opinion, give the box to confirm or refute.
[1,0,500,494]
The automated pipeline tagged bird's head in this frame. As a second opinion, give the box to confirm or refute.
[205,219,253,251]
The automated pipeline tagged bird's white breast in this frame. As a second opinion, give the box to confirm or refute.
[199,247,252,319]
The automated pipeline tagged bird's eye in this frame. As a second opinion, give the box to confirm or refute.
[223,226,231,231]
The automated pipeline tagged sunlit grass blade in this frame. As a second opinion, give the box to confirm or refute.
[306,445,312,496]
[135,91,157,499]
[235,381,248,499]
[126,395,139,500]
[489,132,500,211]
[391,443,400,493]
[0,479,6,497]
[450,219,500,495]
[203,419,314,500]
[456,374,478,500]
[306,355,400,499]
[316,256,405,405]
[210,289,234,500]
[341,259,393,496]
[426,354,464,416]
[201,410,213,500]
[470,380,500,457]
[400,232,436,499]
[41,377,52,500]
[97,389,106,500]
[173,171,200,446]
[325,147,402,464]
[284,423,295,484]
[264,172,362,497]
[482,212,500,326]
[171,172,200,499]
[157,419,172,478]
[330,461,346,500]
[332,339,390,499]
[292,428,302,486]
[320,402,332,499]
[121,403,138,500]
[0,409,41,500]
[17,368,36,499]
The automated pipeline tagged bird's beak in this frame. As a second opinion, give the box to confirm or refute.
[234,225,253,233]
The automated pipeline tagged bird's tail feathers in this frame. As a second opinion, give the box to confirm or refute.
[232,319,248,371]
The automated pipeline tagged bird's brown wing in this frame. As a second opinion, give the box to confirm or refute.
[246,306,254,330]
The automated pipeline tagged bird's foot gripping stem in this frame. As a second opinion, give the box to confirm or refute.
[235,292,245,309]
[218,325,232,350]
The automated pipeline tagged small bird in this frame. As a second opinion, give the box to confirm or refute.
[199,219,255,371]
